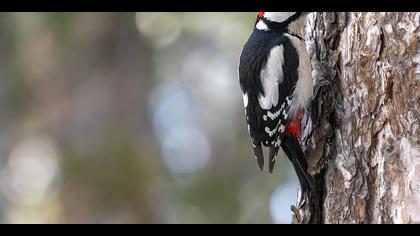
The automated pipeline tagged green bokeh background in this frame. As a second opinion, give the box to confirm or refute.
[0,12,298,224]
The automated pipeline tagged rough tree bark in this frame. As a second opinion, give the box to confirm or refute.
[292,12,420,224]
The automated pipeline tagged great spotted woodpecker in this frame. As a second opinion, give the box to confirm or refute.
[239,12,315,195]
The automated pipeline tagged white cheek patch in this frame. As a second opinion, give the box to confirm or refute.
[258,45,284,110]
[256,20,269,31]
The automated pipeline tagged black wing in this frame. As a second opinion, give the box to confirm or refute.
[239,32,299,171]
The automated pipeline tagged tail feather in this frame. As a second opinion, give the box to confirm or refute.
[253,144,264,171]
[281,135,315,195]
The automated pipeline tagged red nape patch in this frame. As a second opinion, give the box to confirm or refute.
[286,110,304,140]
[258,12,265,17]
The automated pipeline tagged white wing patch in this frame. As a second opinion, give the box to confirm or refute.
[285,34,313,118]
[258,45,284,110]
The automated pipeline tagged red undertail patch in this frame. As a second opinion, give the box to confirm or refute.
[286,110,304,140]
[258,12,265,17]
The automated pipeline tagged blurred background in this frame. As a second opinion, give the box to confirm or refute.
[0,12,300,224]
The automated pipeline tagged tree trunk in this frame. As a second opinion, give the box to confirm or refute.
[294,12,420,224]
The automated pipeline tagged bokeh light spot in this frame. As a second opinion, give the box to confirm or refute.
[162,126,210,174]
[149,80,211,174]
[135,12,182,49]
[0,134,61,206]
[269,181,299,224]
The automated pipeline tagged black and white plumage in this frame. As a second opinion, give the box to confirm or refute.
[238,12,315,195]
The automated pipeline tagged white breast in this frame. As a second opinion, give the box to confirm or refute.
[257,45,285,110]
[285,34,313,117]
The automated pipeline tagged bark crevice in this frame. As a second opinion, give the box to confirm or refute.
[292,12,420,224]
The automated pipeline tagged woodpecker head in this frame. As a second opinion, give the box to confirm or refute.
[255,12,309,37]
[257,12,301,24]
